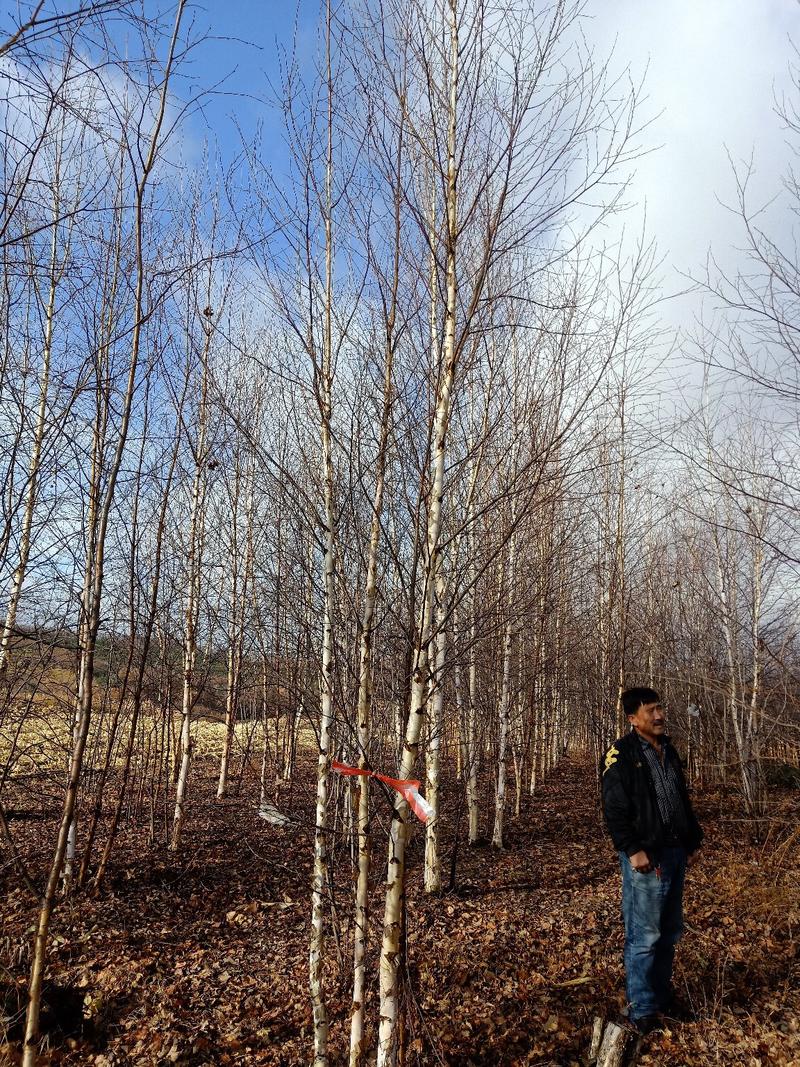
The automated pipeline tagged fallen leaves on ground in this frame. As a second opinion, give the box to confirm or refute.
[1,755,798,1065]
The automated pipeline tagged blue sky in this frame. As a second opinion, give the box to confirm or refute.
[181,0,320,172]
[189,0,800,284]
[4,0,800,322]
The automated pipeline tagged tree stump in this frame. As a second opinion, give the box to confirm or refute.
[588,1017,641,1067]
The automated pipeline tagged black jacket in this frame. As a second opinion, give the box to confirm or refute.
[601,731,703,858]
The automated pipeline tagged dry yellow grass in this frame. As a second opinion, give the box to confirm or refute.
[0,703,270,777]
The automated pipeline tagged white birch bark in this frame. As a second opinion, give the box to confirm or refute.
[423,173,444,896]
[512,654,524,819]
[349,179,398,1067]
[746,517,764,814]
[377,6,459,1060]
[310,4,336,1058]
[259,654,270,810]
[453,621,466,783]
[170,340,209,851]
[348,454,384,1063]
[491,527,516,849]
[217,457,252,799]
[711,520,741,780]
[310,343,335,1067]
[217,456,241,800]
[424,573,446,892]
[613,387,627,720]
[466,596,479,843]
[455,373,494,846]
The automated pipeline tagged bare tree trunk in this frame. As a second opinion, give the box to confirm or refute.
[349,102,402,1063]
[0,186,62,674]
[310,5,336,1060]
[423,175,444,896]
[466,572,480,843]
[424,574,446,892]
[218,455,252,799]
[377,7,459,1061]
[22,11,187,1058]
[746,524,764,817]
[170,323,211,851]
[77,416,145,889]
[93,409,179,886]
[349,379,392,1061]
[492,526,516,849]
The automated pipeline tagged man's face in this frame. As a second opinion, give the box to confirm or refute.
[628,700,666,741]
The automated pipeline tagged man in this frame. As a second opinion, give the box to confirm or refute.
[601,686,703,1034]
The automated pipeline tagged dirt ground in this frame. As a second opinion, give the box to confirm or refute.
[1,755,799,1065]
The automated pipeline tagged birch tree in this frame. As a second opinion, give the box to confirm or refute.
[255,1,349,1057]
[22,6,188,1060]
[346,38,408,1062]
[368,1,643,1056]
[170,284,216,850]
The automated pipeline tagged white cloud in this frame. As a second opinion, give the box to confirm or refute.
[585,0,799,316]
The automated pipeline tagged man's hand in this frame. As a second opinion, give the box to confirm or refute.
[629,849,653,874]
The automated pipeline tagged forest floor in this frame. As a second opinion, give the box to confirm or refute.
[1,753,799,1066]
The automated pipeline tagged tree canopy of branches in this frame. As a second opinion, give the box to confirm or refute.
[0,2,799,1065]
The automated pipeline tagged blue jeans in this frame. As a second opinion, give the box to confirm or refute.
[619,846,686,1020]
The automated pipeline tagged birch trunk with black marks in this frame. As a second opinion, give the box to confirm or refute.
[310,4,336,1060]
[424,573,446,892]
[348,103,402,1067]
[170,321,211,851]
[377,5,459,1061]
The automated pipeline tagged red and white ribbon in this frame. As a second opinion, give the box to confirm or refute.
[332,760,435,824]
